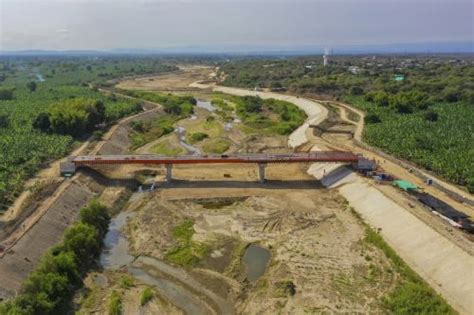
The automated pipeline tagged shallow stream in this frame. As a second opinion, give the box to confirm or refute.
[100,206,228,314]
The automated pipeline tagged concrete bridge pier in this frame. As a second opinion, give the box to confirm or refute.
[258,163,266,183]
[166,164,173,183]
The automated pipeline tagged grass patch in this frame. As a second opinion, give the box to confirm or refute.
[349,207,455,314]
[165,219,210,267]
[150,140,184,156]
[108,290,122,315]
[347,110,360,122]
[140,287,154,306]
[130,116,176,149]
[202,138,231,154]
[119,274,135,289]
[187,132,209,144]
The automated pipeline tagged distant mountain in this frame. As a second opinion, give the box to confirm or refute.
[1,41,472,56]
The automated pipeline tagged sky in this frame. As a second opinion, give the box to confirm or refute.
[0,0,473,52]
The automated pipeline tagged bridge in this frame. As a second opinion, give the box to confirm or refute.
[61,151,373,183]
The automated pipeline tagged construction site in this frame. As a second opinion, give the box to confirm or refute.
[0,66,473,314]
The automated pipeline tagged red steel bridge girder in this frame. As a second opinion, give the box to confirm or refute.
[72,151,361,166]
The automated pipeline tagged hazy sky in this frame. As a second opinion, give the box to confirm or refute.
[0,0,472,51]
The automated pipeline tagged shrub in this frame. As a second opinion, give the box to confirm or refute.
[108,291,122,315]
[424,110,439,122]
[0,87,14,100]
[26,81,37,92]
[140,288,154,306]
[0,114,10,128]
[350,86,364,96]
[188,132,209,144]
[364,113,381,124]
[32,112,51,132]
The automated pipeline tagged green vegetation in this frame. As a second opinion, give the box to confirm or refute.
[187,132,209,144]
[219,56,473,191]
[275,280,297,296]
[348,207,454,314]
[123,91,196,148]
[121,90,195,117]
[165,219,209,267]
[0,57,176,210]
[140,287,154,306]
[0,87,14,100]
[0,200,110,315]
[126,91,304,154]
[232,95,305,135]
[349,96,473,192]
[202,138,231,154]
[33,98,109,137]
[131,116,176,149]
[150,141,184,156]
[108,290,122,315]
[211,94,306,135]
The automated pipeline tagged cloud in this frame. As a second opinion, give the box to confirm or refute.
[55,28,70,34]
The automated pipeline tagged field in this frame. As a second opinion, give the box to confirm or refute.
[347,96,474,191]
[0,57,178,210]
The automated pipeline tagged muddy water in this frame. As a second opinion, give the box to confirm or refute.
[100,211,135,268]
[100,209,228,314]
[242,244,271,282]
[196,99,216,112]
[175,126,202,155]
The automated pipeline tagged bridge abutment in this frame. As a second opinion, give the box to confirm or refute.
[258,163,266,183]
[166,164,173,183]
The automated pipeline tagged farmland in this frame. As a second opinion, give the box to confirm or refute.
[0,57,177,210]
[347,97,474,192]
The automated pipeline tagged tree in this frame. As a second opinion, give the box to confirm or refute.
[373,91,390,107]
[365,113,381,124]
[79,200,110,237]
[241,96,263,113]
[0,114,9,128]
[23,271,70,313]
[443,87,461,103]
[350,86,364,96]
[424,110,438,122]
[0,87,14,100]
[63,223,100,266]
[47,98,106,137]
[33,112,51,132]
[27,81,37,92]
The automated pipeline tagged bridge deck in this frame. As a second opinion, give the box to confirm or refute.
[72,151,360,165]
